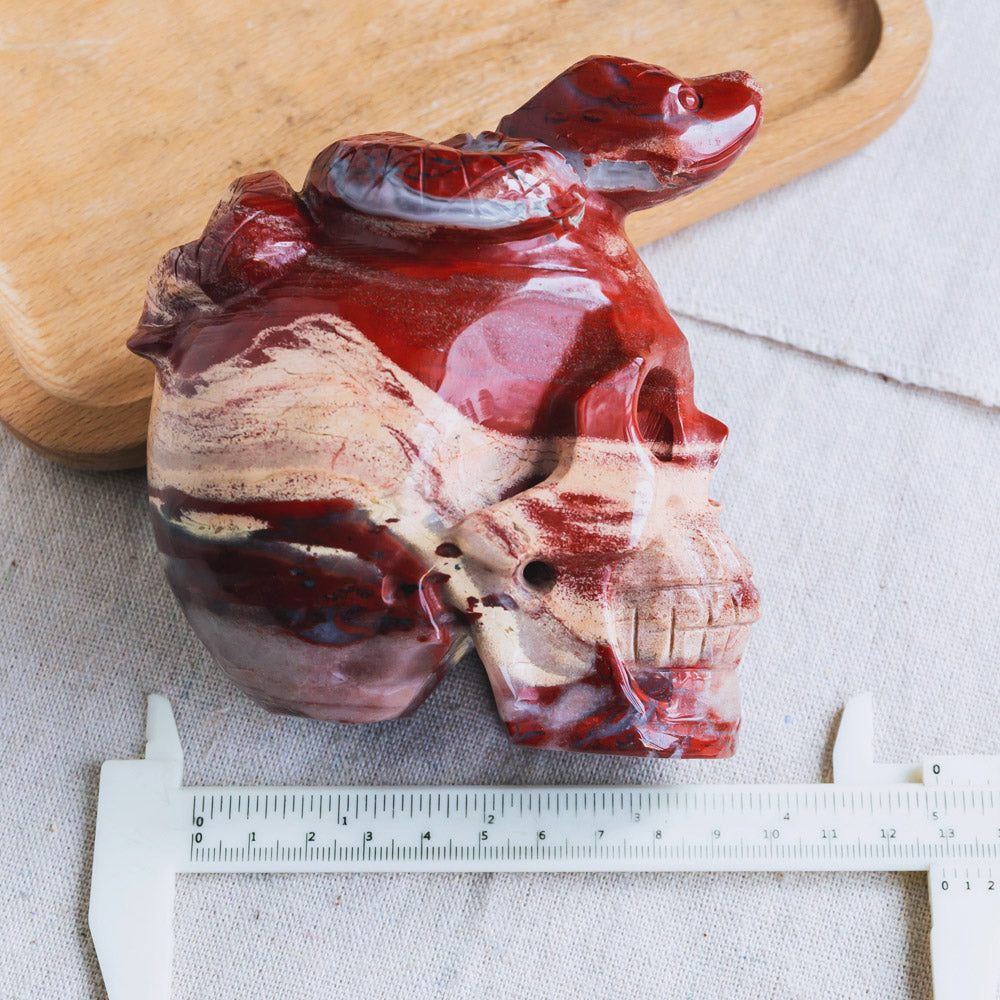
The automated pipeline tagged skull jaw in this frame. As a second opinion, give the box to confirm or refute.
[481,646,743,759]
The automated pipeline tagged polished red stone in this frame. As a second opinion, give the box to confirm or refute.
[131,55,762,756]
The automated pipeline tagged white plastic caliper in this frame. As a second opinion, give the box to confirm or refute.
[89,694,1000,999]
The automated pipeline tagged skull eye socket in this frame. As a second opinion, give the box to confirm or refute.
[520,559,557,593]
[636,367,676,461]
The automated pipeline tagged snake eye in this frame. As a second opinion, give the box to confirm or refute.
[678,86,702,112]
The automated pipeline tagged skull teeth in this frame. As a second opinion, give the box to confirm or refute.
[644,581,759,626]
[624,581,759,668]
[669,622,706,665]
[638,622,753,668]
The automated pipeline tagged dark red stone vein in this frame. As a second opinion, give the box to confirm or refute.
[498,647,739,758]
[151,487,456,647]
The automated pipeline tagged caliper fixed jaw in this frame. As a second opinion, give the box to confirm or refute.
[89,695,185,1000]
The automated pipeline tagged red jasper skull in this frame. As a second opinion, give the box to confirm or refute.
[130,55,763,758]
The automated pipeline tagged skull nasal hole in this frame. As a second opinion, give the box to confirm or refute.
[521,559,557,593]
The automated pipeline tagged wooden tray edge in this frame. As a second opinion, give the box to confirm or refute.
[0,333,149,470]
[0,0,933,470]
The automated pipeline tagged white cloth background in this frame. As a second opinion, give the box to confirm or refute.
[2,3,998,998]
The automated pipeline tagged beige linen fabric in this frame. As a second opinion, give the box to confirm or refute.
[2,3,998,997]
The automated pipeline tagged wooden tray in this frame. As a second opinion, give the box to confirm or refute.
[0,0,931,470]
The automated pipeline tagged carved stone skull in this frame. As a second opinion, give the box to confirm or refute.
[131,55,762,757]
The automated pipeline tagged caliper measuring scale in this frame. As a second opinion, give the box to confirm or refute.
[89,693,1000,999]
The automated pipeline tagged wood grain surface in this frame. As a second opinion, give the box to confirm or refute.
[0,0,931,470]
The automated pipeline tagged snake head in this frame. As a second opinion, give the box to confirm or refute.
[498,55,762,214]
